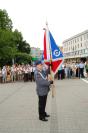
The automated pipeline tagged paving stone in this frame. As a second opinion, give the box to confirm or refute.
[0,79,88,133]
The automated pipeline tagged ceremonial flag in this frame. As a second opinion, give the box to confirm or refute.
[43,24,63,77]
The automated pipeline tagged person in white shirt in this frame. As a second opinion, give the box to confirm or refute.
[11,65,15,82]
[75,62,80,77]
[23,65,29,82]
[79,61,85,78]
[2,66,7,83]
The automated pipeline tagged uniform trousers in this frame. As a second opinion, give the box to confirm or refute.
[38,95,47,119]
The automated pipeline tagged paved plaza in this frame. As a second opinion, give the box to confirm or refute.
[0,78,88,133]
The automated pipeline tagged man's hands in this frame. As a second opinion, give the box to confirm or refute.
[48,74,54,84]
[50,80,53,84]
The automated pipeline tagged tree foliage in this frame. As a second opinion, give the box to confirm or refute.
[15,52,32,64]
[0,29,17,59]
[0,9,31,66]
[13,29,31,54]
[0,9,13,30]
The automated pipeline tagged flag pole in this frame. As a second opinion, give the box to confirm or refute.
[46,22,55,98]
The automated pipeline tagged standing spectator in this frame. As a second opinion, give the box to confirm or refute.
[79,61,85,78]
[23,65,29,82]
[0,68,2,83]
[58,65,63,80]
[66,63,71,79]
[75,62,80,77]
[11,65,15,82]
[30,65,34,82]
[15,64,18,81]
[18,65,22,81]
[2,66,7,83]
[6,66,11,82]
[32,65,36,81]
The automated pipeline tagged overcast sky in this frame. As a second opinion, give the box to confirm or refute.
[0,0,88,49]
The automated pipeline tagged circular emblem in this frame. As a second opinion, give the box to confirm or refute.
[53,50,60,57]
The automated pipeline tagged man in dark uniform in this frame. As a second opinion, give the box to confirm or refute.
[34,60,53,122]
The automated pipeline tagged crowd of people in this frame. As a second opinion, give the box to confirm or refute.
[0,64,36,83]
[0,60,88,83]
[57,60,88,80]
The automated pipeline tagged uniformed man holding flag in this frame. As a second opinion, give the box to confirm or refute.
[34,60,53,122]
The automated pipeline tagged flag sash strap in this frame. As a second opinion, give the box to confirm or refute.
[38,72,47,80]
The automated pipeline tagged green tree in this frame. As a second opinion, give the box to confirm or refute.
[13,29,31,54]
[13,29,31,63]
[15,52,32,64]
[13,29,23,45]
[18,40,31,54]
[0,9,32,66]
[0,9,13,30]
[0,29,17,58]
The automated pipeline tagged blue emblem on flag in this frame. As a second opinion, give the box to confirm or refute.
[49,32,63,60]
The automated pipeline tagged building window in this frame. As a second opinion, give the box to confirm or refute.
[75,39,76,43]
[78,44,79,48]
[81,43,82,47]
[73,46,74,51]
[77,38,79,42]
[84,49,85,54]
[84,34,86,40]
[75,45,76,50]
[80,36,82,41]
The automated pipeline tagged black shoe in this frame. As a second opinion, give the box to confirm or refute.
[45,114,50,117]
[39,117,48,121]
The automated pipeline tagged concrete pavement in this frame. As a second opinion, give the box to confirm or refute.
[0,79,88,133]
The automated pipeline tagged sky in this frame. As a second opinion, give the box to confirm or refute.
[0,0,88,50]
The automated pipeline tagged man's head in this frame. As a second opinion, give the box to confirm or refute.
[35,60,43,71]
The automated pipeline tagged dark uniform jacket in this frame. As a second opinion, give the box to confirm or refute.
[34,69,50,96]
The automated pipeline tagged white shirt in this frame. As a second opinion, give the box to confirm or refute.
[79,63,85,68]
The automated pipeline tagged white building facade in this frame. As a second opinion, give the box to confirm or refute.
[63,30,88,61]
